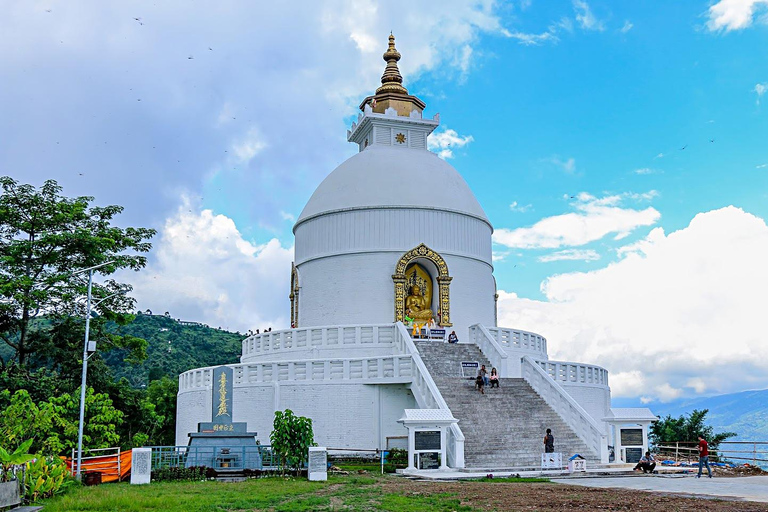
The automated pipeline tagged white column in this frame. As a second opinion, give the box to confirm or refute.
[439,428,448,470]
[406,428,416,470]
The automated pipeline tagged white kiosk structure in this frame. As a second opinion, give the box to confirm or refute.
[176,35,655,470]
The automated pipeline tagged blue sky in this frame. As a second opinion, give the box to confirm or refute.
[3,0,768,402]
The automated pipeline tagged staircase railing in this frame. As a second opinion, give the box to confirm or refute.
[393,322,465,468]
[521,355,608,463]
[468,324,509,377]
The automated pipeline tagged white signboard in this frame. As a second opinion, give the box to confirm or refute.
[131,448,152,485]
[568,459,587,472]
[541,452,562,470]
[308,447,327,481]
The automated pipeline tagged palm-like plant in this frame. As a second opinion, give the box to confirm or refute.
[0,440,35,482]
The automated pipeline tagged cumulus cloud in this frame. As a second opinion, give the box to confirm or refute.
[538,249,600,263]
[755,82,768,105]
[125,201,294,332]
[706,0,768,32]
[427,127,474,159]
[497,206,768,401]
[620,21,633,33]
[493,191,660,249]
[573,0,605,31]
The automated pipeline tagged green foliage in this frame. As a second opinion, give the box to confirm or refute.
[0,390,62,454]
[48,387,124,453]
[650,408,737,449]
[0,176,155,365]
[24,455,71,502]
[151,466,209,482]
[0,439,35,482]
[270,410,316,474]
[386,448,407,466]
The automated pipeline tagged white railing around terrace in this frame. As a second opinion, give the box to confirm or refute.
[521,356,608,463]
[393,322,465,468]
[485,327,548,358]
[241,324,396,360]
[179,354,414,391]
[537,360,609,388]
[468,324,509,377]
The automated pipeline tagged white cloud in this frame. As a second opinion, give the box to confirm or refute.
[755,82,768,105]
[497,206,768,401]
[427,127,474,159]
[125,201,294,332]
[620,21,633,33]
[546,155,576,173]
[634,168,654,175]
[505,29,559,46]
[231,127,267,164]
[509,201,532,213]
[706,0,768,32]
[757,163,768,169]
[538,249,600,263]
[493,191,660,249]
[573,0,605,31]
[654,153,664,159]
[279,211,296,222]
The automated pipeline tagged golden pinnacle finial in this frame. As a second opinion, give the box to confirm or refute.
[359,34,426,115]
[377,34,407,95]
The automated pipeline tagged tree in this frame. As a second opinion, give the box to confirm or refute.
[650,409,736,450]
[0,177,155,365]
[270,409,315,474]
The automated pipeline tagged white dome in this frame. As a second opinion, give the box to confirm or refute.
[295,145,489,226]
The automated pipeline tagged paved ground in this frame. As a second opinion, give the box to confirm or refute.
[551,475,768,503]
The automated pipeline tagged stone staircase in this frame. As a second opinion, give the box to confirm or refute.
[415,341,601,469]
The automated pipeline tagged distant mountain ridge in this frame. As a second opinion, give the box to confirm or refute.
[613,389,768,441]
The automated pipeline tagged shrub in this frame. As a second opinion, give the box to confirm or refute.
[24,455,71,502]
[269,410,315,475]
[151,466,210,482]
[386,448,407,466]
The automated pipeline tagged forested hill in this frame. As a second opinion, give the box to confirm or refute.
[103,313,245,386]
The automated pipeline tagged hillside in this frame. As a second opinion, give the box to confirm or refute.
[103,313,245,386]
[614,389,768,442]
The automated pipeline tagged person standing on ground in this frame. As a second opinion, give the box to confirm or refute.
[697,435,712,478]
[544,429,555,453]
[634,451,656,473]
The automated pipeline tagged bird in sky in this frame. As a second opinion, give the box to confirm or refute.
[710,139,715,143]
[209,47,213,51]
[679,145,687,150]
[188,55,194,60]
[45,9,52,12]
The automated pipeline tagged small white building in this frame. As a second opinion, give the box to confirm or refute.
[176,35,654,468]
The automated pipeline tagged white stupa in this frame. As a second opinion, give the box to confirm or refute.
[176,36,656,470]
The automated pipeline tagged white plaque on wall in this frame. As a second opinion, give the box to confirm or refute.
[308,447,327,482]
[131,448,152,484]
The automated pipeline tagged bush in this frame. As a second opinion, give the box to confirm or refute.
[386,448,407,466]
[269,410,315,475]
[24,455,71,502]
[151,466,210,482]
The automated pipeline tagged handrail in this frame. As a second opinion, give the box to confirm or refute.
[241,324,396,361]
[393,322,465,468]
[521,356,608,463]
[179,354,414,391]
[485,326,548,358]
[537,360,609,388]
[468,324,509,377]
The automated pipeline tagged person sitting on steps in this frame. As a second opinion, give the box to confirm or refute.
[489,367,499,388]
[633,451,656,474]
[475,372,485,394]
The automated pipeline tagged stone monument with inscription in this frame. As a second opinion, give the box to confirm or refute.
[186,366,261,470]
[130,447,152,484]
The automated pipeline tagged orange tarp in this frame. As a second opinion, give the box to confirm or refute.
[63,450,132,482]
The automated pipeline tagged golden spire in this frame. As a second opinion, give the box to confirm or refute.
[376,34,408,95]
[359,34,426,116]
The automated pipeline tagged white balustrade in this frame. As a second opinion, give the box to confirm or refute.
[393,322,465,468]
[241,324,396,361]
[536,360,609,388]
[485,326,548,359]
[521,356,608,463]
[178,354,414,391]
[468,324,509,377]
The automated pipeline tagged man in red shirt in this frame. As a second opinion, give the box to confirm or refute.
[697,435,712,478]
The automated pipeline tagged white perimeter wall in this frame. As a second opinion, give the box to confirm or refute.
[176,382,415,448]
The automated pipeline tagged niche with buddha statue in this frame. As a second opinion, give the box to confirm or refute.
[392,243,452,327]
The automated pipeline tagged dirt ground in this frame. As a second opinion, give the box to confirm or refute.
[379,478,768,511]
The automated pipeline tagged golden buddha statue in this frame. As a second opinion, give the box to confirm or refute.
[405,284,433,322]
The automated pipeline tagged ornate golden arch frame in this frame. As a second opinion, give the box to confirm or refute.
[393,243,452,327]
[289,263,299,328]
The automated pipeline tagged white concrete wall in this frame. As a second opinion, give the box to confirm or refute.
[176,382,415,448]
[296,252,495,337]
[561,384,611,433]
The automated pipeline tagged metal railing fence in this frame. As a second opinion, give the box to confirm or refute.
[656,441,768,467]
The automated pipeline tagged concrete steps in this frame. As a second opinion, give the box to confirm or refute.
[415,341,601,469]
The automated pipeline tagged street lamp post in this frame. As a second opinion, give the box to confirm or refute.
[73,261,115,480]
